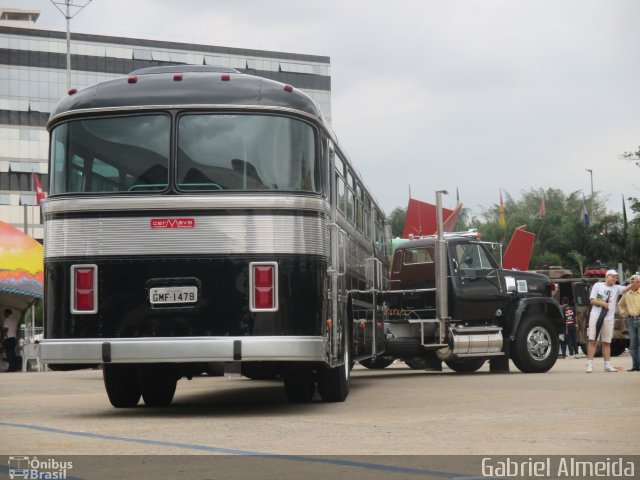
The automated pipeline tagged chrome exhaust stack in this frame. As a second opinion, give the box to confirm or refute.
[434,190,449,345]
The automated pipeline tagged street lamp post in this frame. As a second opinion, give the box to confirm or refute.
[585,169,594,222]
[50,1,93,89]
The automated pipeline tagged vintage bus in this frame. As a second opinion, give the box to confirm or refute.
[40,65,389,407]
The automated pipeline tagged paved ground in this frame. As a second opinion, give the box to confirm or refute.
[1,355,638,478]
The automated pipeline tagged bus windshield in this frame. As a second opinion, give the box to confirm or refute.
[50,115,170,194]
[177,114,318,192]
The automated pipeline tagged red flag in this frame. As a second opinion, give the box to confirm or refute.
[33,172,46,205]
[539,196,545,218]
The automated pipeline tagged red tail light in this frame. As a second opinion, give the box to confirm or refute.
[250,262,278,311]
[71,265,98,314]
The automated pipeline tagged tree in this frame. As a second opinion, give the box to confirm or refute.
[465,188,627,273]
[388,206,406,238]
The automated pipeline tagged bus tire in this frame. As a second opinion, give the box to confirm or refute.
[138,364,177,407]
[283,369,315,403]
[359,357,393,369]
[444,357,486,373]
[103,364,140,408]
[318,330,351,402]
[511,314,558,373]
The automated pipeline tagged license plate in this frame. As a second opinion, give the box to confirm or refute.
[150,286,198,305]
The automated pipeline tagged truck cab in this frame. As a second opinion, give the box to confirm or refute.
[375,232,563,373]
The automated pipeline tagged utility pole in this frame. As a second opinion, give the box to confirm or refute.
[585,169,594,222]
[50,1,93,89]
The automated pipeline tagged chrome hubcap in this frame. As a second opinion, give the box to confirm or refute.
[527,326,552,361]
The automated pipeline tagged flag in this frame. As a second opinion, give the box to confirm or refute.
[456,187,460,205]
[539,195,545,218]
[622,195,628,235]
[499,190,506,229]
[581,195,590,226]
[33,172,46,205]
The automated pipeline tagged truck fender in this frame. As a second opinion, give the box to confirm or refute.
[509,297,564,341]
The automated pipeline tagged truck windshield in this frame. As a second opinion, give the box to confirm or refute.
[455,243,497,270]
[177,114,318,192]
[50,115,170,194]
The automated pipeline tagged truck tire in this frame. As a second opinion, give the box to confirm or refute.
[404,358,427,370]
[138,364,177,407]
[103,364,140,408]
[317,330,351,402]
[283,369,315,403]
[610,339,627,357]
[444,357,486,373]
[511,314,558,373]
[359,357,394,369]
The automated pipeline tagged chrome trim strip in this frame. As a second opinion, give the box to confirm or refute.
[45,214,328,258]
[39,336,328,363]
[42,195,329,215]
[47,105,322,129]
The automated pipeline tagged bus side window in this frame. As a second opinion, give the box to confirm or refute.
[336,173,345,213]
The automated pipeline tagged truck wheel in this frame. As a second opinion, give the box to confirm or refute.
[610,339,627,357]
[317,331,351,402]
[359,357,393,369]
[103,364,140,408]
[404,358,427,370]
[283,370,316,403]
[444,357,486,373]
[511,315,558,373]
[138,364,177,407]
[580,343,604,357]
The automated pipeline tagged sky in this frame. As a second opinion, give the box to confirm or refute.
[7,0,640,218]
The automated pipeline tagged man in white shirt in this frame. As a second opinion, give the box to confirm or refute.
[2,308,20,372]
[586,270,628,373]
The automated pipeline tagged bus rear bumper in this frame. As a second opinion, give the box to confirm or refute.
[39,336,328,364]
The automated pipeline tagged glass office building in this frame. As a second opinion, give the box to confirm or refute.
[0,8,332,239]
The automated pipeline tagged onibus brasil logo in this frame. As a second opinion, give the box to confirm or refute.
[8,456,73,479]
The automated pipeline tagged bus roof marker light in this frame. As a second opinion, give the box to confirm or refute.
[67,88,77,95]
[283,84,293,92]
[173,73,183,81]
[127,75,138,84]
[221,73,231,81]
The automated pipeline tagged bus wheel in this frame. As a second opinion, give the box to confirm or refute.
[283,369,316,403]
[318,332,350,402]
[138,364,177,407]
[103,364,140,408]
[359,357,393,369]
[511,315,558,373]
[444,357,486,373]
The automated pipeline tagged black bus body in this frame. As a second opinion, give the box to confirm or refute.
[40,66,389,406]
